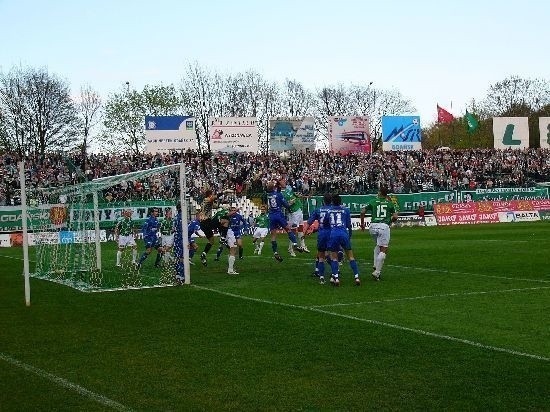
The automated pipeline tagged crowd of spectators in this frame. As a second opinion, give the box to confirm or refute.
[1,148,549,206]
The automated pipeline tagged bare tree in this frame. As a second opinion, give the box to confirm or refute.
[482,75,550,116]
[0,66,81,157]
[78,85,101,161]
[180,62,217,152]
[281,79,314,117]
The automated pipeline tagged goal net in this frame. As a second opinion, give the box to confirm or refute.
[22,162,191,292]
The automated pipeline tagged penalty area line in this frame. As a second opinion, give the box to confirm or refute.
[312,286,550,308]
[0,352,134,411]
[192,284,550,363]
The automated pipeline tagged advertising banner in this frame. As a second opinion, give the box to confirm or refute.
[305,191,456,214]
[433,202,500,225]
[0,201,175,233]
[381,116,422,151]
[329,116,371,154]
[209,117,259,153]
[460,187,549,202]
[539,117,550,149]
[145,116,197,154]
[493,117,529,149]
[269,117,315,152]
[434,200,545,225]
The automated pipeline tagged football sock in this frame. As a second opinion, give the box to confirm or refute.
[376,252,386,272]
[228,255,235,271]
[337,250,344,262]
[288,231,297,244]
[204,243,212,254]
[116,251,121,265]
[258,241,264,254]
[349,259,359,276]
[271,240,278,253]
[374,246,380,267]
[318,260,325,277]
[239,247,243,259]
[132,249,137,263]
[330,259,339,276]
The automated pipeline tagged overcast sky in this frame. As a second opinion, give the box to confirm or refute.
[1,0,549,126]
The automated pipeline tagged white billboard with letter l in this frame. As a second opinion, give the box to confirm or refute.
[493,117,529,149]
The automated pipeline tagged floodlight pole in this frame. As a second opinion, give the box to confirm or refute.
[179,162,191,284]
[19,161,31,307]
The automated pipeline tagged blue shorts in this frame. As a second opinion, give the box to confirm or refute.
[317,230,330,252]
[327,231,351,252]
[144,237,161,250]
[269,212,288,231]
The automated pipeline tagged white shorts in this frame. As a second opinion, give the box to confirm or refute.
[226,228,237,248]
[118,234,136,248]
[369,223,391,247]
[162,234,174,247]
[253,227,269,239]
[288,210,304,229]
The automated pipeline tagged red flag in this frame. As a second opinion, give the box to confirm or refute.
[437,104,454,123]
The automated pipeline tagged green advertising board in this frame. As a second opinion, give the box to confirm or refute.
[460,187,549,202]
[0,201,175,233]
[305,191,456,214]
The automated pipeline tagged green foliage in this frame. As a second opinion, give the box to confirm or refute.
[1,223,549,410]
[100,84,182,154]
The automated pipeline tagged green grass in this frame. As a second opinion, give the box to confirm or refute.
[1,222,549,411]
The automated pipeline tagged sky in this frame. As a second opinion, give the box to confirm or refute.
[1,0,549,127]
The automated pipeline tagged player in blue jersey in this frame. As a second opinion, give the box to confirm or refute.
[324,194,360,286]
[173,205,205,284]
[226,206,246,275]
[137,207,162,269]
[266,181,304,262]
[305,193,333,284]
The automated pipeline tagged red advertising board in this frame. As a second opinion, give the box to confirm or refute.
[434,201,509,225]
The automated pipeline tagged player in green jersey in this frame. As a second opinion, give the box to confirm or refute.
[280,177,309,256]
[114,209,137,267]
[360,186,398,281]
[252,205,269,255]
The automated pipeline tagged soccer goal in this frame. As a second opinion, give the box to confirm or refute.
[20,162,191,300]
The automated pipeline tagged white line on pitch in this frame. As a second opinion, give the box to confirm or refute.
[385,264,550,283]
[0,352,133,411]
[311,286,550,308]
[192,285,550,362]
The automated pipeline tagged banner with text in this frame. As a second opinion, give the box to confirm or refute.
[381,116,422,151]
[145,116,197,154]
[209,117,259,153]
[460,187,549,202]
[0,201,175,232]
[434,200,547,225]
[305,191,456,214]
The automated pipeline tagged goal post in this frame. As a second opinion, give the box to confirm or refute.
[20,161,191,295]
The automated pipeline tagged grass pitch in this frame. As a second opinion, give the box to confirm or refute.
[1,222,549,411]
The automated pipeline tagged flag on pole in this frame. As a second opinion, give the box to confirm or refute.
[465,111,479,133]
[437,104,454,124]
